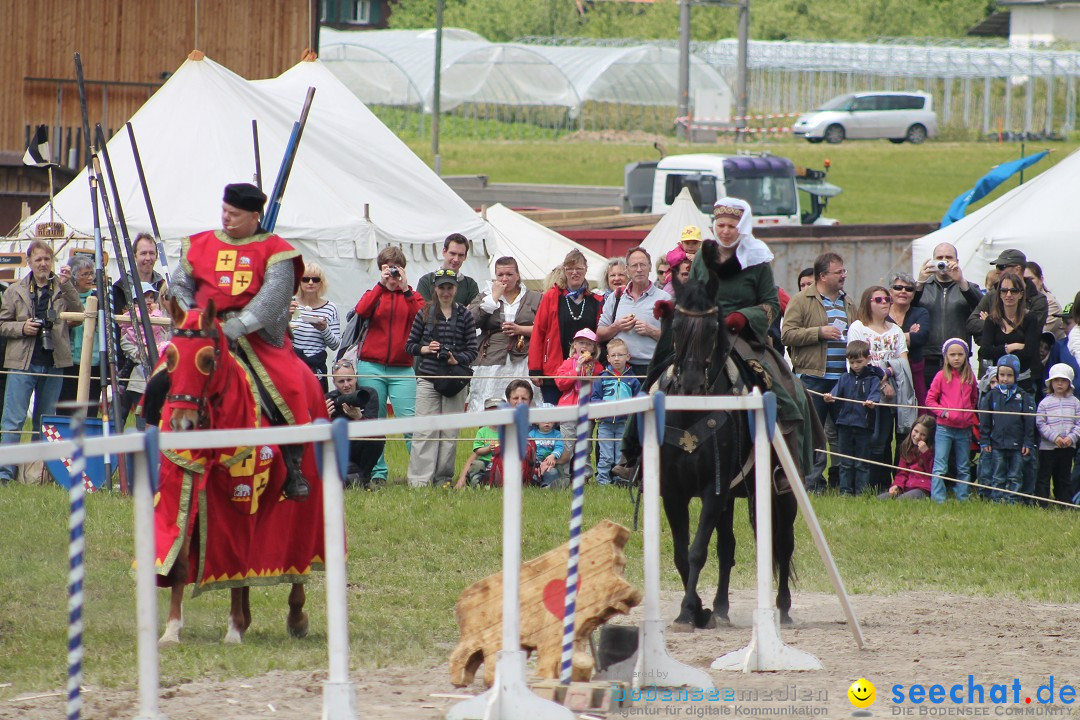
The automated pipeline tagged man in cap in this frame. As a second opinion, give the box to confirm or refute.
[167,182,326,500]
[416,232,479,306]
[965,248,1047,342]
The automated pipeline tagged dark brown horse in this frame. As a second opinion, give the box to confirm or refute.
[655,275,798,632]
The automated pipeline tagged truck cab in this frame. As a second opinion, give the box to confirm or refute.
[624,152,840,225]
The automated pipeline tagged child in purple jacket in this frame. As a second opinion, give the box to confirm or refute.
[1035,363,1080,505]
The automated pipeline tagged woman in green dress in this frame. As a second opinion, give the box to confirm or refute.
[614,197,821,483]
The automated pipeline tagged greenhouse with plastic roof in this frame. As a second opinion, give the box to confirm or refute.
[319,27,732,135]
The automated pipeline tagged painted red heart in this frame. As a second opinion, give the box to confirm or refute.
[542,578,566,619]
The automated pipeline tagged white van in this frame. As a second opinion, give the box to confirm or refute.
[792,91,938,144]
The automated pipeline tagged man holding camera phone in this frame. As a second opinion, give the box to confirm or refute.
[0,239,83,483]
[913,242,984,390]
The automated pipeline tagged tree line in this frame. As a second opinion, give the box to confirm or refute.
[388,0,999,44]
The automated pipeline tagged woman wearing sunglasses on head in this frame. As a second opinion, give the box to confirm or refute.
[289,262,340,392]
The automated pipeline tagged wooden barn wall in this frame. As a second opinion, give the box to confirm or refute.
[0,0,315,155]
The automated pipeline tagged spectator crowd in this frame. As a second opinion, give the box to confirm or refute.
[5,223,1080,506]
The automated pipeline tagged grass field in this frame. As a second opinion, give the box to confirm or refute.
[2,481,1079,697]
[404,137,1078,225]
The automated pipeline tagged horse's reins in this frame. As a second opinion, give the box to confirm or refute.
[671,304,721,393]
[165,325,222,428]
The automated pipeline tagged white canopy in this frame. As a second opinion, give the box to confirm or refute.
[482,203,608,290]
[639,187,715,266]
[19,54,494,315]
[909,148,1078,304]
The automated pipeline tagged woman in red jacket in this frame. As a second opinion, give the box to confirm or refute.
[352,246,425,482]
[528,249,604,406]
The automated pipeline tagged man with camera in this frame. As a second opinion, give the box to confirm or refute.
[0,239,83,483]
[914,242,984,390]
[324,359,385,488]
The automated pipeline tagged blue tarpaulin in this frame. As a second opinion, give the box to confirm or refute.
[941,151,1050,227]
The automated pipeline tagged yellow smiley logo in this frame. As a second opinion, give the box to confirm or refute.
[848,678,876,709]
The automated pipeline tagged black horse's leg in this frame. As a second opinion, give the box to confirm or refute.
[711,494,736,626]
[661,486,699,631]
[685,488,722,630]
[773,491,798,626]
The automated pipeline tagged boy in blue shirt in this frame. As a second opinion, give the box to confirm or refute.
[823,340,882,496]
[591,338,643,485]
[529,403,564,488]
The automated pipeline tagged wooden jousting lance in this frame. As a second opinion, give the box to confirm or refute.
[74,52,124,492]
[95,124,159,370]
[125,122,170,284]
[262,86,316,233]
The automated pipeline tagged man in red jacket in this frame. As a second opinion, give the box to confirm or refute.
[170,182,327,500]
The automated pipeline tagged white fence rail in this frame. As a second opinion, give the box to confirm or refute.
[34,391,859,720]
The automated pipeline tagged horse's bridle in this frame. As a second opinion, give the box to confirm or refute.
[671,304,721,391]
[165,325,222,427]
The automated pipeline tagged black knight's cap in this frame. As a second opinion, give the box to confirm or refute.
[223,183,267,212]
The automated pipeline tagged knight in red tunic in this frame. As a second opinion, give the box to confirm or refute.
[168,182,320,499]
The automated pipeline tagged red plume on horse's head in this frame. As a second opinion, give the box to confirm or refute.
[654,299,674,320]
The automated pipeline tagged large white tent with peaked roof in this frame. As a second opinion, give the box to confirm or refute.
[19,52,494,315]
[909,148,1079,304]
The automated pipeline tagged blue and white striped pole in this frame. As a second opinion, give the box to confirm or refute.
[560,371,591,684]
[66,411,88,720]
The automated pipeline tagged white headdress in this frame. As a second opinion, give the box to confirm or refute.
[712,196,774,268]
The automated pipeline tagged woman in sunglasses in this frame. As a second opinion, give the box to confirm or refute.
[979,273,1043,397]
[888,271,930,405]
[290,262,340,392]
[849,285,913,490]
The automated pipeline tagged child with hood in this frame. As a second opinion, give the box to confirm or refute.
[1035,363,1080,505]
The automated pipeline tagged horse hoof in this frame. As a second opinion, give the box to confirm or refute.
[158,619,182,646]
[712,613,731,627]
[224,629,244,644]
[668,620,695,634]
[780,613,794,627]
[694,607,716,630]
[287,612,309,639]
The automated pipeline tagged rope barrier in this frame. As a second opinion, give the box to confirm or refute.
[818,448,1077,509]
[804,387,1080,420]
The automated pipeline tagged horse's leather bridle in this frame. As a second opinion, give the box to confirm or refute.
[165,325,222,427]
[671,304,722,393]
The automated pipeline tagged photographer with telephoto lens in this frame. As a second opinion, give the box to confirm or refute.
[0,239,83,483]
[324,359,385,488]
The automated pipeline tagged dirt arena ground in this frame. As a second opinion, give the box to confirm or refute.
[6,589,1077,719]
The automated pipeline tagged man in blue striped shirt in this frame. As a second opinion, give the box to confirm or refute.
[781,252,857,492]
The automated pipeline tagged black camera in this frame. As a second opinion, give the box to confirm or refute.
[389,267,401,279]
[37,308,57,351]
[436,344,454,363]
[327,388,370,418]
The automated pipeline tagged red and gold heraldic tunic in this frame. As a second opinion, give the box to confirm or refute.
[181,230,311,424]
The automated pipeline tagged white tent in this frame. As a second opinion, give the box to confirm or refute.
[18,53,494,315]
[482,203,608,290]
[909,148,1079,303]
[639,187,715,266]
